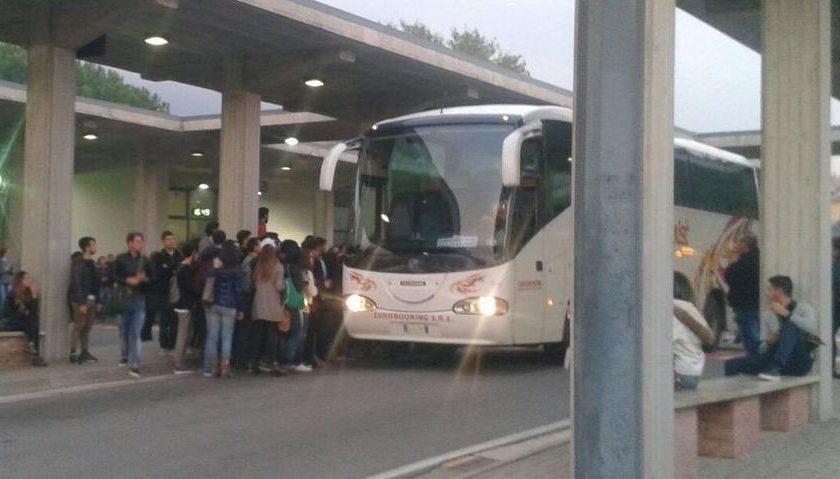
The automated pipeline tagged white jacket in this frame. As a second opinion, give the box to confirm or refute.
[673,299,709,377]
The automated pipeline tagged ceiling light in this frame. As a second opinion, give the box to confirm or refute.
[198,183,209,190]
[82,133,98,141]
[304,79,324,88]
[258,191,263,196]
[191,151,204,158]
[145,36,169,46]
[284,137,299,146]
[371,124,378,131]
[280,166,291,171]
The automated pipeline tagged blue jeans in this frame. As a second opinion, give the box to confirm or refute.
[725,320,814,376]
[733,307,761,356]
[0,283,9,307]
[281,309,305,366]
[119,297,146,367]
[203,305,237,373]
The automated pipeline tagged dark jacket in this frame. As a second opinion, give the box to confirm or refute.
[207,267,244,311]
[174,262,199,310]
[150,249,184,296]
[112,252,156,298]
[724,248,760,310]
[69,256,100,305]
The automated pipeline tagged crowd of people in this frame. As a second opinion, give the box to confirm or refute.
[0,218,346,377]
[0,226,834,386]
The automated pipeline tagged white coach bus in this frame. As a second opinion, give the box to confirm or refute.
[319,105,758,359]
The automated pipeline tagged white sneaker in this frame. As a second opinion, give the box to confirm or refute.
[293,364,313,373]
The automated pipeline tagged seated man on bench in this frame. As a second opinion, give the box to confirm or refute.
[725,275,821,381]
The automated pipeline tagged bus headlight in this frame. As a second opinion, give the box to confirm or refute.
[346,294,376,313]
[453,296,509,316]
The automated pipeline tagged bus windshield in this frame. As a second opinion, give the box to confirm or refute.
[347,122,515,273]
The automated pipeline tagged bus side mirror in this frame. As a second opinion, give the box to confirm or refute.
[502,121,542,187]
[319,139,360,191]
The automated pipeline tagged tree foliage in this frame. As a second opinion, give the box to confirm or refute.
[0,43,169,112]
[393,21,529,76]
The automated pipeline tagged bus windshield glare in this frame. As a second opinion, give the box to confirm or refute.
[347,122,516,273]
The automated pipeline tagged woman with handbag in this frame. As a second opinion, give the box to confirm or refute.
[280,242,314,373]
[250,244,286,376]
[203,241,244,378]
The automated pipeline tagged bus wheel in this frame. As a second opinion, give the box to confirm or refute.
[703,293,726,353]
[543,342,568,364]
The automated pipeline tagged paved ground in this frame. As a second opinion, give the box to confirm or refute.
[436,379,840,479]
[0,329,568,479]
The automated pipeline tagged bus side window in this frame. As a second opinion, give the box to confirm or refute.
[508,137,542,253]
[541,120,572,224]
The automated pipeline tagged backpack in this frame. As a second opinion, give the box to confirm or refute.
[284,276,305,310]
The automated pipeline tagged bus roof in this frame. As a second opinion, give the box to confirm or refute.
[375,104,757,170]
[377,104,574,126]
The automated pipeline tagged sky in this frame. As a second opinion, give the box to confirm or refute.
[118,0,839,135]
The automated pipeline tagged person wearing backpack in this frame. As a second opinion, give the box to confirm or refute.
[280,241,314,373]
[172,240,200,374]
[202,241,245,378]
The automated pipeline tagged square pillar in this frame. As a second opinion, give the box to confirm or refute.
[572,1,675,477]
[133,157,168,251]
[761,0,832,420]
[218,61,260,235]
[20,41,76,360]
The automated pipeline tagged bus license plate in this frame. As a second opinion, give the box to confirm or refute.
[402,323,430,335]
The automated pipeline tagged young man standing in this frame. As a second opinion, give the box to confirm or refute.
[725,275,820,381]
[173,240,200,374]
[113,232,155,378]
[145,231,183,352]
[724,234,761,356]
[69,237,101,364]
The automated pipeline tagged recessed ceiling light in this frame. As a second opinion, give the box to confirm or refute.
[198,183,210,190]
[502,115,510,121]
[284,137,299,146]
[82,133,98,141]
[304,79,324,88]
[191,151,204,158]
[145,36,169,46]
[371,125,378,131]
[280,166,291,171]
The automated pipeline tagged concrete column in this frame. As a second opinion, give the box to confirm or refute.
[218,61,260,235]
[313,190,335,246]
[20,38,77,360]
[133,158,169,252]
[572,1,675,477]
[761,0,832,420]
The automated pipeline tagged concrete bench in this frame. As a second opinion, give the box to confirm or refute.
[673,375,819,479]
[0,331,42,369]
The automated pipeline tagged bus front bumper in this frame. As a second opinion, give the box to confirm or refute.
[343,310,514,345]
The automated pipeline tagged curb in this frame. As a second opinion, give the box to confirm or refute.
[368,420,571,479]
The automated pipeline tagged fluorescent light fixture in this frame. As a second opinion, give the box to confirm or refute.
[284,137,299,146]
[82,133,98,141]
[280,166,291,171]
[191,151,204,158]
[304,79,324,88]
[198,183,210,190]
[145,36,169,46]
